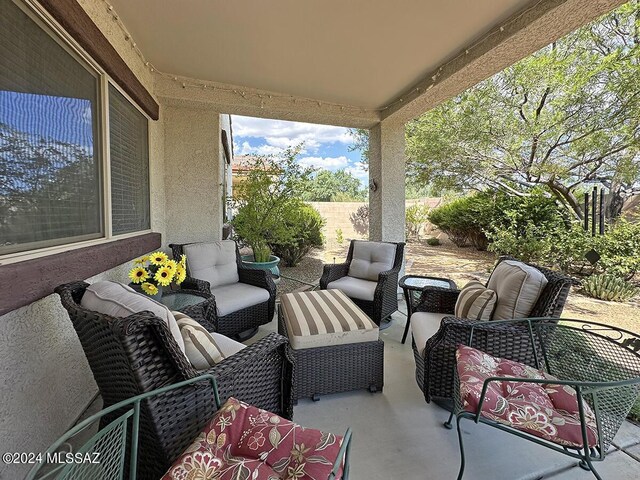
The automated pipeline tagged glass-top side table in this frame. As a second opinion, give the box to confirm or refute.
[159,289,216,331]
[399,275,457,344]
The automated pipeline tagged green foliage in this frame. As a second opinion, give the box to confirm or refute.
[251,244,272,263]
[581,274,639,302]
[406,3,640,219]
[426,237,441,246]
[269,203,324,267]
[335,228,344,246]
[300,169,367,202]
[405,204,431,240]
[593,218,640,279]
[231,147,314,260]
[348,129,369,165]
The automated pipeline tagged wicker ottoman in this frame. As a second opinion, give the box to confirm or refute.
[278,289,384,402]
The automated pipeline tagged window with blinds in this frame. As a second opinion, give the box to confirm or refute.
[0,0,102,255]
[109,85,150,235]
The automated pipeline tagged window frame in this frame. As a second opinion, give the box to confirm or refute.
[0,0,152,266]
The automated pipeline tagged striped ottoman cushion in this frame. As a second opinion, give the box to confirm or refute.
[280,290,379,349]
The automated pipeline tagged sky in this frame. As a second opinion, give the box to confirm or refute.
[231,115,367,185]
[0,90,94,150]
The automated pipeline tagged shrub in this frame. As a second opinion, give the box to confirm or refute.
[406,203,431,240]
[231,147,313,262]
[335,228,344,246]
[426,237,441,246]
[581,274,639,302]
[594,219,640,280]
[427,195,483,247]
[268,203,324,267]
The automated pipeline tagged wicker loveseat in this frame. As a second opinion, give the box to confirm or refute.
[56,281,293,480]
[411,257,572,403]
[170,241,277,339]
[320,240,405,326]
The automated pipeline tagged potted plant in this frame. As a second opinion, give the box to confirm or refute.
[231,147,313,277]
[128,251,187,299]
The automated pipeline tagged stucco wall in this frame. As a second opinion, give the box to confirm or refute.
[0,2,166,478]
[163,105,223,245]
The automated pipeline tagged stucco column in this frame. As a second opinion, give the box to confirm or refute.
[368,118,406,242]
[163,105,224,245]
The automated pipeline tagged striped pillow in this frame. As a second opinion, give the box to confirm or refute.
[174,312,224,370]
[454,281,497,321]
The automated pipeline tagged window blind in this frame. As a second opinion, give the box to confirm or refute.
[109,85,150,235]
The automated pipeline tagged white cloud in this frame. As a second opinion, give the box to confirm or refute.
[232,115,353,153]
[235,141,284,156]
[298,156,350,170]
[345,161,369,182]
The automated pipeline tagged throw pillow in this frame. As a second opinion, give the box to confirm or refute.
[174,312,224,370]
[454,281,497,320]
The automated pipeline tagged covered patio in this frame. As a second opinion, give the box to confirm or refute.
[1,0,639,479]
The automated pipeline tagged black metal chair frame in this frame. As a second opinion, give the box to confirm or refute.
[411,256,573,403]
[56,281,293,480]
[444,317,640,480]
[319,240,405,326]
[170,242,277,339]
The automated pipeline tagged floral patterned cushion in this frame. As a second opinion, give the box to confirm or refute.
[162,397,344,480]
[456,345,598,448]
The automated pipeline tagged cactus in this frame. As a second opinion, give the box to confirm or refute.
[581,274,639,302]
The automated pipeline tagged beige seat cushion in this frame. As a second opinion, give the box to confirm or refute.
[175,312,245,370]
[410,312,450,356]
[326,276,377,301]
[183,241,239,288]
[487,260,548,320]
[81,281,185,353]
[347,241,397,281]
[280,290,378,350]
[454,281,497,321]
[210,282,270,316]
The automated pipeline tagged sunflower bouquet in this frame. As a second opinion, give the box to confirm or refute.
[128,251,187,296]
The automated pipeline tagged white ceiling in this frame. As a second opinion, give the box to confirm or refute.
[111,0,532,109]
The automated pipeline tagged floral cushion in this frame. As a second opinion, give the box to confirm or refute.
[456,345,598,448]
[162,397,344,480]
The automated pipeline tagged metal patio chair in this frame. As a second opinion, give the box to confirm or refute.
[27,375,352,480]
[445,318,640,480]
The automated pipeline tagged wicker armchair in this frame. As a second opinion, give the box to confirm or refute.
[170,241,276,339]
[56,281,293,480]
[320,240,405,326]
[411,257,572,403]
[446,318,640,480]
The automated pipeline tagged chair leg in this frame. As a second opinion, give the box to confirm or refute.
[579,454,603,480]
[444,410,455,429]
[455,415,466,480]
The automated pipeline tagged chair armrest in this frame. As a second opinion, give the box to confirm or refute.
[238,267,277,295]
[375,268,400,297]
[180,276,211,293]
[206,332,294,419]
[320,263,350,289]
[415,287,460,314]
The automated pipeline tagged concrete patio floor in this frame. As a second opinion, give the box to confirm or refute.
[251,299,640,480]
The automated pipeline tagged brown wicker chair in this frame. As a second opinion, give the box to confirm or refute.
[170,241,276,339]
[56,281,293,480]
[411,257,572,403]
[320,240,405,326]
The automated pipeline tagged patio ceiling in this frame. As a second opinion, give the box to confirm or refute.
[110,0,626,127]
[109,0,531,109]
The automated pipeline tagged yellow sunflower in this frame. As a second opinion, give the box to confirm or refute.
[154,266,173,286]
[149,251,169,266]
[133,256,148,265]
[165,259,178,272]
[128,267,149,284]
[141,282,158,296]
[179,254,187,269]
[175,264,187,284]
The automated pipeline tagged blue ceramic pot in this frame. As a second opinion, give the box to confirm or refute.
[241,255,281,280]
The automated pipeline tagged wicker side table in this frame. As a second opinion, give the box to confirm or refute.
[278,290,384,402]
